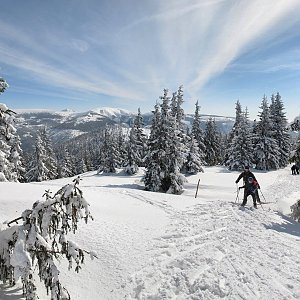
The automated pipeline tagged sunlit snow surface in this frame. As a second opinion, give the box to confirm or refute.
[1,166,300,300]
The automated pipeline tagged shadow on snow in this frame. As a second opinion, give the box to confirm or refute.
[0,283,23,300]
[264,212,300,238]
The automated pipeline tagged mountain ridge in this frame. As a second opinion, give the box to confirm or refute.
[15,107,236,152]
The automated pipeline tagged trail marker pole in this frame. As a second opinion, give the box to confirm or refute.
[195,179,200,198]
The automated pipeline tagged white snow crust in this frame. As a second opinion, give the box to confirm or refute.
[0,166,300,299]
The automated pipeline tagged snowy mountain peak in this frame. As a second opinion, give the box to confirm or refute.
[90,107,133,118]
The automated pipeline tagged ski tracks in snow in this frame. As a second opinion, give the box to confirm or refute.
[125,187,300,299]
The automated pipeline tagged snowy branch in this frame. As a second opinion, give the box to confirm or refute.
[0,177,96,300]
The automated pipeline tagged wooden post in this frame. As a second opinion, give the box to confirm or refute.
[195,179,200,198]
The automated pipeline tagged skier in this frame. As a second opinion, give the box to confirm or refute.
[239,177,259,208]
[235,165,261,204]
[291,164,297,175]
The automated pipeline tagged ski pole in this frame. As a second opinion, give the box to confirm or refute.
[259,189,267,203]
[257,196,264,210]
[235,184,240,203]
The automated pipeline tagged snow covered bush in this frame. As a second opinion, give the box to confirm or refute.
[290,199,300,222]
[0,176,96,300]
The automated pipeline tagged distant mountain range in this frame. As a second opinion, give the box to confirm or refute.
[15,107,236,152]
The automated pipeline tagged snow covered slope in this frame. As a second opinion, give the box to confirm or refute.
[0,166,300,299]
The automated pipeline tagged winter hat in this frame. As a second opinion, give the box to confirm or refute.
[244,166,250,170]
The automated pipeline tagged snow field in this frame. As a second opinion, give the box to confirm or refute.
[0,166,300,299]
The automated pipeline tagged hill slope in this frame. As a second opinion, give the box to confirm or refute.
[0,166,300,299]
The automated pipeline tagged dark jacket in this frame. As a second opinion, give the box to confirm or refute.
[240,179,259,194]
[235,170,257,188]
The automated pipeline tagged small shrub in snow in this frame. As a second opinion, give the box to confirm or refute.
[290,199,300,222]
[0,177,96,300]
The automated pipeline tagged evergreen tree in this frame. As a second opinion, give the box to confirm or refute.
[40,127,58,179]
[191,100,206,164]
[124,122,139,175]
[157,89,173,192]
[185,133,204,174]
[7,134,25,182]
[254,96,280,170]
[225,108,254,170]
[0,80,24,182]
[132,108,147,166]
[77,157,88,174]
[116,125,127,167]
[290,133,300,163]
[97,126,120,173]
[269,93,290,167]
[144,89,186,194]
[224,100,243,166]
[204,118,222,166]
[0,77,8,93]
[144,103,162,192]
[26,133,49,182]
[232,100,243,134]
[171,86,188,170]
[166,112,186,194]
[0,104,13,181]
[58,147,74,178]
[171,86,185,130]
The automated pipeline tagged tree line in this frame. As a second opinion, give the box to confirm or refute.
[1,78,300,193]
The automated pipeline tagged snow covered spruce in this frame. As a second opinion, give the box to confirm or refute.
[0,177,96,300]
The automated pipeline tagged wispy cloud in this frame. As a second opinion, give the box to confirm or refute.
[1,0,300,111]
[0,21,142,101]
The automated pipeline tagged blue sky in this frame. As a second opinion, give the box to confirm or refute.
[1,0,300,120]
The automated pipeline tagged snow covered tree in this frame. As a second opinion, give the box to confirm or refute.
[0,81,25,182]
[40,127,58,179]
[253,96,280,170]
[58,147,74,178]
[144,88,186,194]
[166,113,186,194]
[0,104,13,181]
[224,100,243,167]
[97,126,120,173]
[204,118,222,166]
[0,77,8,94]
[124,121,139,175]
[290,133,300,163]
[26,132,49,182]
[0,177,96,300]
[184,133,204,174]
[158,89,185,193]
[77,157,88,174]
[7,134,25,182]
[116,125,127,167]
[155,89,173,192]
[225,108,254,170]
[170,86,185,131]
[191,100,206,164]
[269,93,290,168]
[143,103,162,192]
[131,108,147,166]
[170,86,188,169]
[291,119,300,131]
